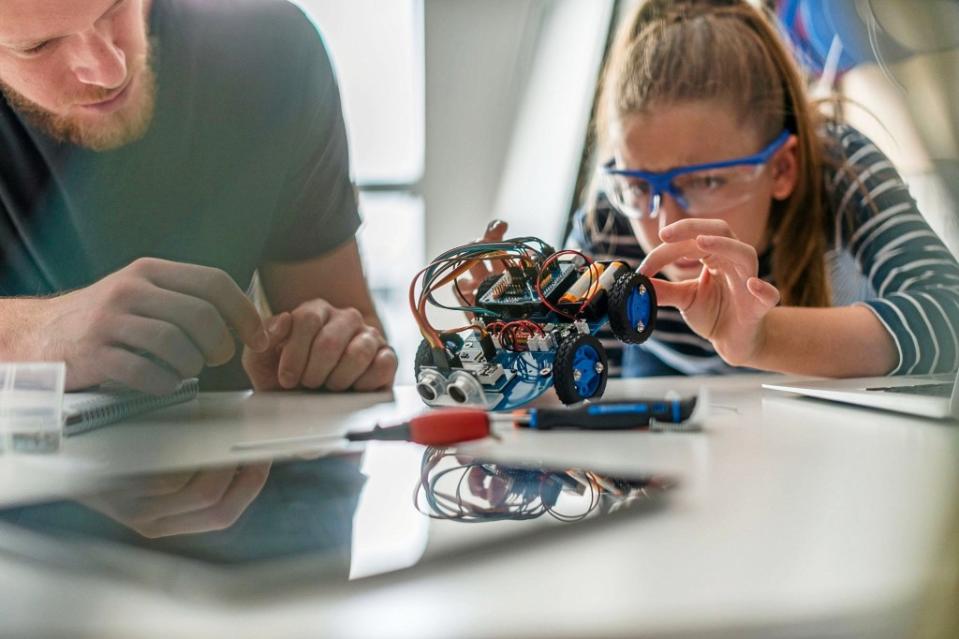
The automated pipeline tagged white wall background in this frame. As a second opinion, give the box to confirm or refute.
[422,0,613,256]
[300,0,614,381]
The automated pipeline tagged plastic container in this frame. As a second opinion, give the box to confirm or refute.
[0,363,66,454]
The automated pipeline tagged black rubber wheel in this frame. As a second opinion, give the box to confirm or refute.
[552,333,608,405]
[413,334,464,376]
[608,272,657,344]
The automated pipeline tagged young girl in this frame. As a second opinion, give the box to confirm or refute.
[551,0,959,379]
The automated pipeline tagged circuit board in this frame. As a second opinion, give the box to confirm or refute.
[476,262,579,318]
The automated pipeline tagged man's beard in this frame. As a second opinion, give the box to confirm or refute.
[0,48,157,152]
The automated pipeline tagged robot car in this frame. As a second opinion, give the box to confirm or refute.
[410,236,657,411]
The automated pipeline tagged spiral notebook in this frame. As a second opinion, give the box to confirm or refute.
[63,378,200,436]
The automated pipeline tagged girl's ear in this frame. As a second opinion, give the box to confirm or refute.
[770,135,799,200]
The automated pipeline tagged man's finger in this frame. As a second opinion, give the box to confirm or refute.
[298,311,364,389]
[324,329,383,391]
[267,312,293,344]
[139,259,268,353]
[352,347,399,391]
[101,472,197,499]
[143,464,271,538]
[108,315,206,379]
[277,310,327,389]
[131,286,236,366]
[247,313,292,361]
[242,313,293,392]
[136,467,237,520]
[98,346,183,396]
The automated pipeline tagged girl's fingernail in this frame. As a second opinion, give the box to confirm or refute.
[659,228,672,239]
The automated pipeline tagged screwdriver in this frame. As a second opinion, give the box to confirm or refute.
[231,408,494,451]
[507,392,703,432]
[351,393,703,441]
[232,393,704,453]
[347,408,492,445]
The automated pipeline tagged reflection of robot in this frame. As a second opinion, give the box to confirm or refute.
[414,448,671,523]
[410,237,657,410]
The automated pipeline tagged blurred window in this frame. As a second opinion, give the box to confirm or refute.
[294,1,425,380]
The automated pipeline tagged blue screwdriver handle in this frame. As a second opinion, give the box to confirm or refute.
[521,396,698,430]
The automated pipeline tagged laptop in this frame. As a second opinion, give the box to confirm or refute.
[763,372,959,420]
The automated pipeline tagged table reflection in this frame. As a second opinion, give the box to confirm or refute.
[415,448,672,523]
[81,463,272,539]
[0,447,671,592]
[0,454,365,569]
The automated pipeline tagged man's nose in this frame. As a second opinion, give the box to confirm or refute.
[68,31,127,90]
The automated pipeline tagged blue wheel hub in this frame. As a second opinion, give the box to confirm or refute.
[571,344,602,398]
[626,283,652,332]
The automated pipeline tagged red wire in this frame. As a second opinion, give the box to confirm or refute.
[535,250,596,319]
[412,243,548,348]
[497,319,544,352]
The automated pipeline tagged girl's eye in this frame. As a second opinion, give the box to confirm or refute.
[688,175,726,190]
[22,41,52,55]
[624,178,651,195]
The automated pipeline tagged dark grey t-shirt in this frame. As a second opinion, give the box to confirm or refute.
[0,0,361,387]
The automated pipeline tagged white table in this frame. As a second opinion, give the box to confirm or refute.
[0,375,956,638]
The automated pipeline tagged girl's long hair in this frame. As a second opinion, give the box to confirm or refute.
[593,0,830,307]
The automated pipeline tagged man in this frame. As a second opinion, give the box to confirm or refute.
[0,0,398,393]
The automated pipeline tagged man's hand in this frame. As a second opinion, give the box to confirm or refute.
[81,463,271,539]
[24,258,269,395]
[242,299,397,392]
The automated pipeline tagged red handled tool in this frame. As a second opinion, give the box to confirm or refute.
[233,394,703,453]
[232,408,494,451]
[346,408,492,446]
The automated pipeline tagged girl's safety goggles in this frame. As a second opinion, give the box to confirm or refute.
[601,130,791,219]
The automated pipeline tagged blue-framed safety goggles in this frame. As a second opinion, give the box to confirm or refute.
[601,130,792,219]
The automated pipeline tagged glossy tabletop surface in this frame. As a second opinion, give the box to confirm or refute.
[0,375,955,638]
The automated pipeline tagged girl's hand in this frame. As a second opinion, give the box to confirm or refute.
[638,219,781,367]
[453,219,509,308]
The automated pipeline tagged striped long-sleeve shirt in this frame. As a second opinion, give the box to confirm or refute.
[569,124,959,377]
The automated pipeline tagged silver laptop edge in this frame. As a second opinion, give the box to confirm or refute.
[763,373,959,420]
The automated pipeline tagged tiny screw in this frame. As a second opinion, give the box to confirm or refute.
[638,284,647,295]
[635,322,645,332]
[594,362,605,374]
[573,370,582,382]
